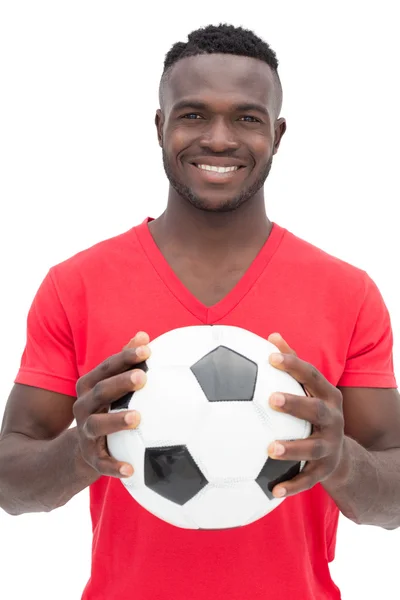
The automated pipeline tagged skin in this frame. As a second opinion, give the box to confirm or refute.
[149,54,286,303]
[0,54,399,529]
[0,333,151,514]
[266,333,400,529]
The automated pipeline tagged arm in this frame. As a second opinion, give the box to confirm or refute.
[0,337,150,516]
[0,384,99,516]
[267,333,400,530]
[323,386,400,530]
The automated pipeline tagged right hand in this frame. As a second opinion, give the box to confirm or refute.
[73,331,151,479]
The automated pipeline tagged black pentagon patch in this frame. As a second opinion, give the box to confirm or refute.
[256,458,301,500]
[110,361,148,411]
[190,345,257,402]
[144,445,208,505]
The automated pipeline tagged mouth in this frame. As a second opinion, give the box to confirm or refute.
[188,162,247,183]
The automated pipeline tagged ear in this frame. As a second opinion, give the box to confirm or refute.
[272,118,287,155]
[155,109,164,148]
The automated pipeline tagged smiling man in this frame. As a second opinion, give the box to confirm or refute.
[1,23,399,600]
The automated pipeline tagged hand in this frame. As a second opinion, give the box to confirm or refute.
[266,333,345,498]
[73,331,151,479]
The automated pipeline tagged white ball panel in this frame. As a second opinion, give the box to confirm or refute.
[184,481,270,529]
[213,325,280,366]
[254,358,312,440]
[131,366,211,446]
[107,427,145,488]
[147,326,216,369]
[187,403,268,481]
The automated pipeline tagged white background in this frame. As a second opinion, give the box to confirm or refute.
[0,1,399,598]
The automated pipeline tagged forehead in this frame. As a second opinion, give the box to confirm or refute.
[163,53,276,113]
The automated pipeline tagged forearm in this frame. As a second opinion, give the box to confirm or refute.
[323,435,400,529]
[0,427,100,515]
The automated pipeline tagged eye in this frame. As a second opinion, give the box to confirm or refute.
[240,116,260,123]
[181,113,202,120]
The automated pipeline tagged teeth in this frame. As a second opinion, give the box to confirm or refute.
[196,164,239,173]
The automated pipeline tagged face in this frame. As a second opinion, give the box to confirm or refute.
[156,53,286,213]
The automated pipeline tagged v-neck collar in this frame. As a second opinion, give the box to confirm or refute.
[134,217,286,324]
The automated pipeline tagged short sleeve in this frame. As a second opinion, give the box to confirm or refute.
[14,268,79,397]
[338,272,397,388]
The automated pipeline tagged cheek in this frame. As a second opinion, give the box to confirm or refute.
[251,132,272,155]
[165,124,194,153]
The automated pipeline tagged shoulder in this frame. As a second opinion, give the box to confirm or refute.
[279,225,368,294]
[49,223,144,282]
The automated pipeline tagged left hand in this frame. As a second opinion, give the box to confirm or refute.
[266,332,345,499]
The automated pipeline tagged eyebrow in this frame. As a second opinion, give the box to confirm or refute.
[171,100,270,117]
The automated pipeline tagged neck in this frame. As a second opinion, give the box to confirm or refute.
[150,191,272,259]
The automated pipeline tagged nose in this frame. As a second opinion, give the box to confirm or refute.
[198,117,240,152]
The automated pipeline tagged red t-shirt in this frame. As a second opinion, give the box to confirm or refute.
[15,219,397,600]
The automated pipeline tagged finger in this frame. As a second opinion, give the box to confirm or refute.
[75,368,147,417]
[268,332,297,356]
[76,345,150,396]
[84,409,141,439]
[271,461,323,498]
[267,436,331,462]
[269,392,333,427]
[91,443,134,479]
[268,352,335,400]
[124,331,150,350]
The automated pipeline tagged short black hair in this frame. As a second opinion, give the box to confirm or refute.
[159,23,282,116]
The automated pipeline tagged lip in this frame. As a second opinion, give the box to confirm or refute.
[190,158,247,168]
[188,162,247,184]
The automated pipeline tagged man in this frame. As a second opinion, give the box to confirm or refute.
[0,23,399,600]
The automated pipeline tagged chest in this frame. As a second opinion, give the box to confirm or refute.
[73,242,350,388]
[172,265,248,307]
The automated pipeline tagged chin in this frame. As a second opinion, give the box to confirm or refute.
[188,195,246,213]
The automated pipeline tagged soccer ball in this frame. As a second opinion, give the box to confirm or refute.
[107,325,311,529]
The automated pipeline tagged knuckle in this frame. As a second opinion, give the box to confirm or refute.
[92,381,106,406]
[315,398,331,426]
[72,397,83,420]
[75,376,86,397]
[99,357,113,376]
[83,415,97,439]
[335,388,344,406]
[310,365,320,380]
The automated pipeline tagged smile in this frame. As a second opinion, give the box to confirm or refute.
[189,163,246,183]
[196,164,240,173]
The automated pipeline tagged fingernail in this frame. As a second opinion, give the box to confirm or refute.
[120,465,133,477]
[270,393,286,407]
[270,352,284,365]
[135,331,150,343]
[131,370,145,385]
[272,442,286,456]
[275,487,287,498]
[124,411,138,426]
[136,345,149,359]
